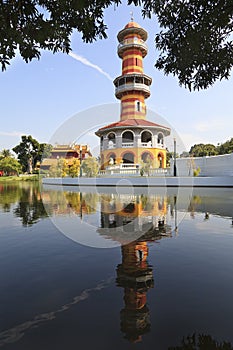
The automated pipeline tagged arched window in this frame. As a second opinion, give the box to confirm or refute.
[108,132,116,142]
[158,133,164,145]
[141,131,152,143]
[122,152,134,164]
[122,131,134,143]
[108,132,116,148]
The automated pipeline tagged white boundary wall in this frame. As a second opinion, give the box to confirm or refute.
[170,153,233,177]
[42,176,233,187]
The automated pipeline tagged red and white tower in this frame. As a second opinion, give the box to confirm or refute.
[114,21,151,121]
[96,20,170,170]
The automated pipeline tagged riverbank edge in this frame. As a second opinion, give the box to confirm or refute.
[42,176,233,188]
[0,175,41,182]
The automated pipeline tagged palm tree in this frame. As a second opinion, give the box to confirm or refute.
[0,149,12,159]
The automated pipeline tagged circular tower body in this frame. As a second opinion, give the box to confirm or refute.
[96,21,170,170]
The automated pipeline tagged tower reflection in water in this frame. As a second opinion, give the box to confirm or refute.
[117,239,153,343]
[98,193,172,343]
[43,189,172,342]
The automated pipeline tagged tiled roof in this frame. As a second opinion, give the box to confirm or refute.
[96,119,170,133]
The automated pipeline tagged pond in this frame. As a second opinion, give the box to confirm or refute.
[0,182,233,349]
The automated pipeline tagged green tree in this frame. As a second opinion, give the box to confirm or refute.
[180,151,190,158]
[217,138,233,154]
[0,1,232,90]
[166,148,179,167]
[48,159,68,177]
[0,149,12,159]
[190,143,218,157]
[81,157,99,177]
[0,157,22,176]
[153,0,233,90]
[13,135,52,173]
[40,143,53,160]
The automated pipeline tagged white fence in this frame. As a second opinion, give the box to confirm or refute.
[99,164,169,177]
[170,153,233,177]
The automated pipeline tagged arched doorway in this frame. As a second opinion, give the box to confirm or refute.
[157,153,163,168]
[108,152,116,165]
[122,152,134,164]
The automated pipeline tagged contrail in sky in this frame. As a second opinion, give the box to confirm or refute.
[69,52,113,81]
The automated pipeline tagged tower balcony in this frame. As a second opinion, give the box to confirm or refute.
[118,38,148,58]
[115,82,151,99]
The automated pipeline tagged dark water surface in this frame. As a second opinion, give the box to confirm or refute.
[0,182,233,349]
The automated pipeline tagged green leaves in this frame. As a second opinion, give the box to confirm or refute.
[0,157,22,176]
[12,135,51,173]
[81,157,99,177]
[0,0,232,90]
[189,143,218,157]
[153,0,233,90]
[0,0,120,70]
[189,139,233,157]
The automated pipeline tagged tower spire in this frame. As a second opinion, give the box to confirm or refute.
[130,11,134,21]
[114,21,152,121]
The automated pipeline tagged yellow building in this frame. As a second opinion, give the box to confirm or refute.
[96,21,170,170]
[40,144,91,170]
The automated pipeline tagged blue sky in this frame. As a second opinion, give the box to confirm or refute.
[0,4,232,154]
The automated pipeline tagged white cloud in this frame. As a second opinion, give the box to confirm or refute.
[69,52,113,81]
[0,131,23,137]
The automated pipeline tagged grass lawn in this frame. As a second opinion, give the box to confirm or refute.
[0,174,40,182]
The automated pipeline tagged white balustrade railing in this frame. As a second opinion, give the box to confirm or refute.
[102,142,165,150]
[107,143,116,149]
[118,38,148,51]
[99,166,171,177]
[140,142,152,147]
[115,83,150,95]
[122,142,134,148]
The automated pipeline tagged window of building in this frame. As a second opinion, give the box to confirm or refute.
[141,131,152,143]
[158,133,164,144]
[122,152,134,164]
[122,131,134,143]
[136,101,141,112]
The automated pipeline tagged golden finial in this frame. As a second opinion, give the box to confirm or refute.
[130,11,134,21]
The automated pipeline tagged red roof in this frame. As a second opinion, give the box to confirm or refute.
[96,119,170,133]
